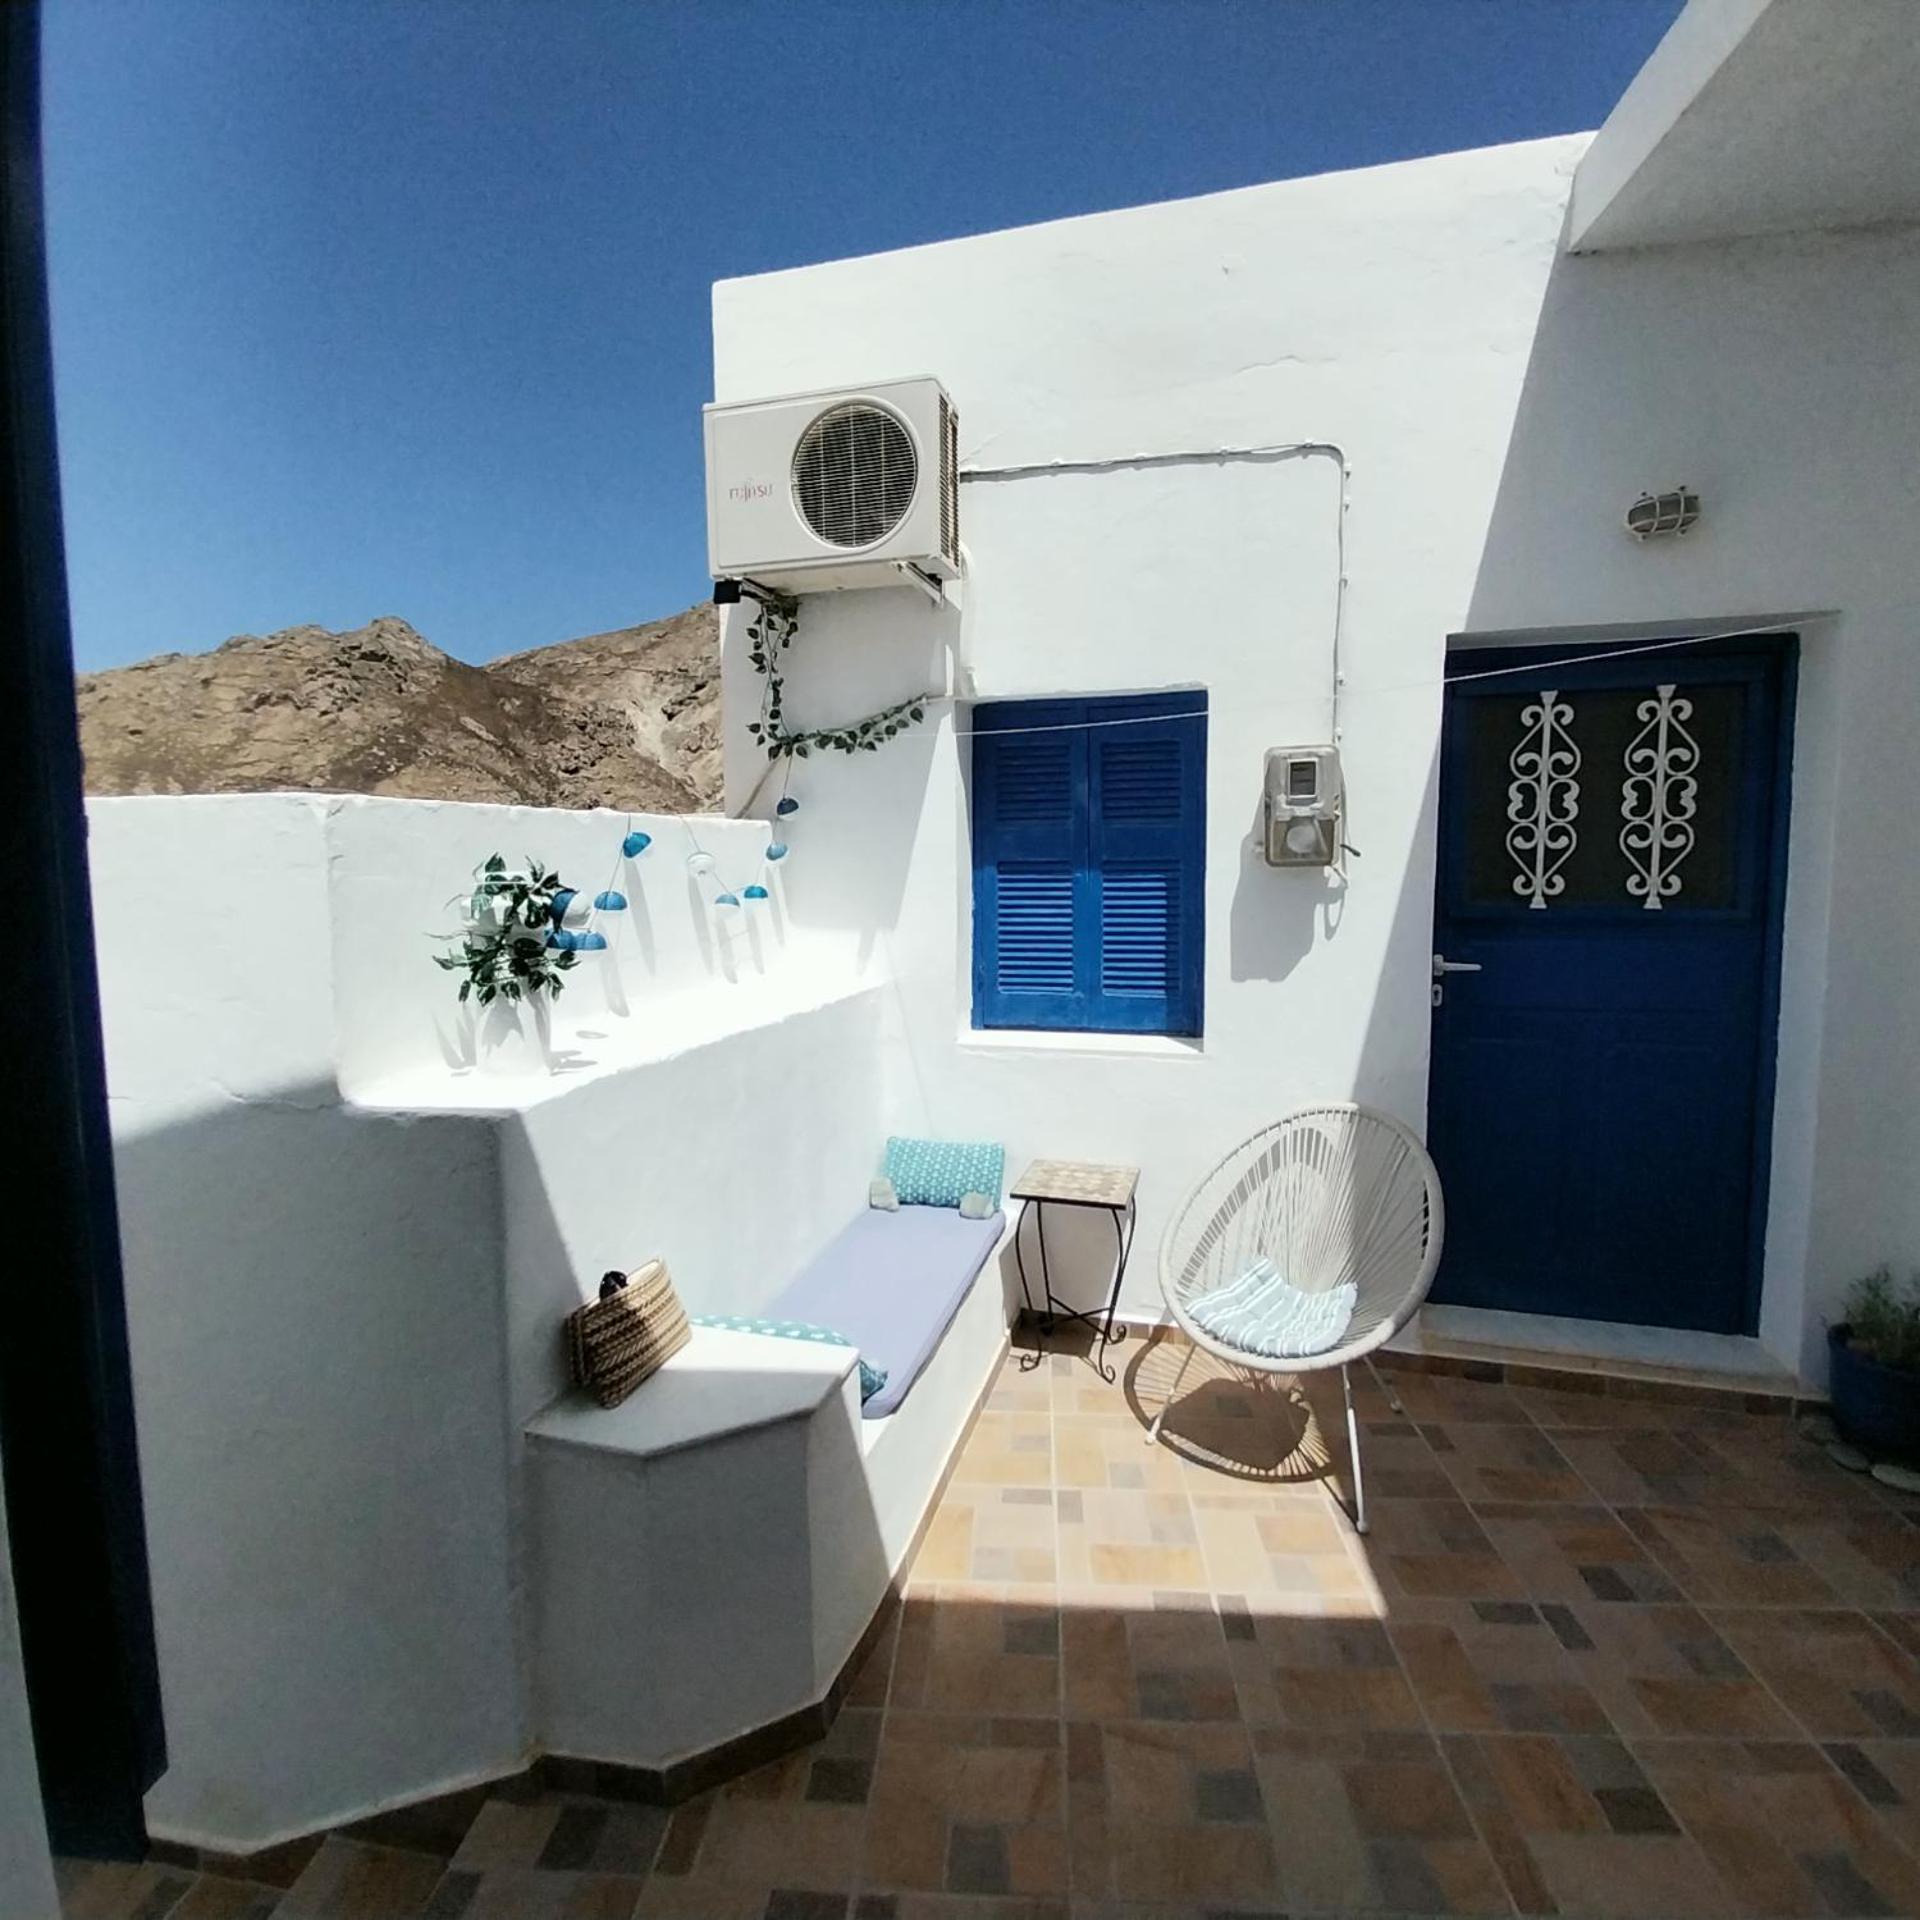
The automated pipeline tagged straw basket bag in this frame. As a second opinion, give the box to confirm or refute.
[565,1259,690,1407]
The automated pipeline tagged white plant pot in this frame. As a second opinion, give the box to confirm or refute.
[477,993,554,1075]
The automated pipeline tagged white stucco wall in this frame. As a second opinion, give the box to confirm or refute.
[713,136,1591,1327]
[0,1500,55,1920]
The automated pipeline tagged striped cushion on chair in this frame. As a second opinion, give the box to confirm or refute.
[1188,1258,1356,1360]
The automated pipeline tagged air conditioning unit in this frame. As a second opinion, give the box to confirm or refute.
[704,376,961,595]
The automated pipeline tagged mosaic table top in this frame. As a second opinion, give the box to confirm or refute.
[1010,1158,1139,1208]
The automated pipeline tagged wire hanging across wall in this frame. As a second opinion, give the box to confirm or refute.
[930,623,1801,743]
[538,801,791,964]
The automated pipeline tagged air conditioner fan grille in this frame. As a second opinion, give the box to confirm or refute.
[791,402,918,549]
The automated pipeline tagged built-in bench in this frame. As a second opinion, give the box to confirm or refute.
[766,1204,1006,1417]
[524,1207,1013,1792]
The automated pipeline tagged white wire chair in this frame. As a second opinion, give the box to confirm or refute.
[1147,1105,1445,1533]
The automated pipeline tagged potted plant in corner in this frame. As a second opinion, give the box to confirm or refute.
[434,853,579,1072]
[1829,1267,1920,1466]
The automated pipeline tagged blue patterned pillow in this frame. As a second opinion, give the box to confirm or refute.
[692,1314,888,1403]
[884,1136,1005,1210]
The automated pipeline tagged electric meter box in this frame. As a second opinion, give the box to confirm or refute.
[1263,746,1343,868]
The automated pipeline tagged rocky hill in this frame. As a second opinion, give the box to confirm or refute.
[74,604,721,813]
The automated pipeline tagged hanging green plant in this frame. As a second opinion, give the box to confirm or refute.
[739,590,935,762]
[434,853,578,1006]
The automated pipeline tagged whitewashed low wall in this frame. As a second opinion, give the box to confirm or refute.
[91,797,524,1847]
[85,791,927,1850]
[325,796,795,1094]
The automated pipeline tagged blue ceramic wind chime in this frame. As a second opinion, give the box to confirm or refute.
[543,777,799,952]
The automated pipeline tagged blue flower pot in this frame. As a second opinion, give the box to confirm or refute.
[1828,1323,1920,1464]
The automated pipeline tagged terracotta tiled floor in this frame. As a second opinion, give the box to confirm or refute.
[57,1330,1920,1918]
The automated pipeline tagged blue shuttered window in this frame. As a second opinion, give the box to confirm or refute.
[971,692,1206,1036]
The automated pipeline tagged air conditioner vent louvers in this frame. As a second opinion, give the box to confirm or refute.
[790,401,918,549]
[939,396,959,565]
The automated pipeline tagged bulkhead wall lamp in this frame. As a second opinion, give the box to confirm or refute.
[1625,487,1701,539]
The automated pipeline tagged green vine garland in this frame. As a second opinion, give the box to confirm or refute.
[740,590,933,761]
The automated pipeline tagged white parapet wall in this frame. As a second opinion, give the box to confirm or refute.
[85,791,924,1849]
[92,795,524,1848]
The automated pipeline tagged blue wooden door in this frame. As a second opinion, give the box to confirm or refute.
[1426,641,1793,1334]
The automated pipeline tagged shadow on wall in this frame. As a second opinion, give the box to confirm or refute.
[529,1355,896,1779]
[107,1057,913,1845]
[738,585,958,967]
[1461,238,1723,642]
[107,1085,523,1845]
[1355,735,1445,1119]
[1227,792,1348,984]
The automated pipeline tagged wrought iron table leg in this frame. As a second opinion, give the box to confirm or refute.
[1014,1198,1043,1372]
[1035,1201,1056,1337]
[1099,1198,1136,1346]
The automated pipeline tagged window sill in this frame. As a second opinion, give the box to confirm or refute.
[957,1026,1204,1061]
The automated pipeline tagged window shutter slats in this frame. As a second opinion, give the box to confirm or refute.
[973,702,1087,1028]
[993,737,1073,824]
[1088,700,1205,1034]
[996,866,1076,995]
[1099,865,1178,997]
[1097,737,1182,820]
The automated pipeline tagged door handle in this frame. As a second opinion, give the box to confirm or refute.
[1432,953,1483,978]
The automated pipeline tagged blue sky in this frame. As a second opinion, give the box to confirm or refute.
[42,0,1683,671]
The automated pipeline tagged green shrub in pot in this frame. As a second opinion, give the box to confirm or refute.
[434,853,578,1006]
[1829,1266,1920,1464]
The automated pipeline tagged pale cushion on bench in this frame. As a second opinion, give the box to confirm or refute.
[767,1205,1005,1417]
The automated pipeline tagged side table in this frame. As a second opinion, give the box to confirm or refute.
[1010,1159,1139,1382]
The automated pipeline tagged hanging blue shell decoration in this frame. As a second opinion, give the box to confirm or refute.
[548,888,577,926]
[592,890,628,912]
[622,830,653,858]
[743,884,769,901]
[776,797,800,817]
[547,928,608,952]
[765,842,790,862]
[715,891,741,909]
